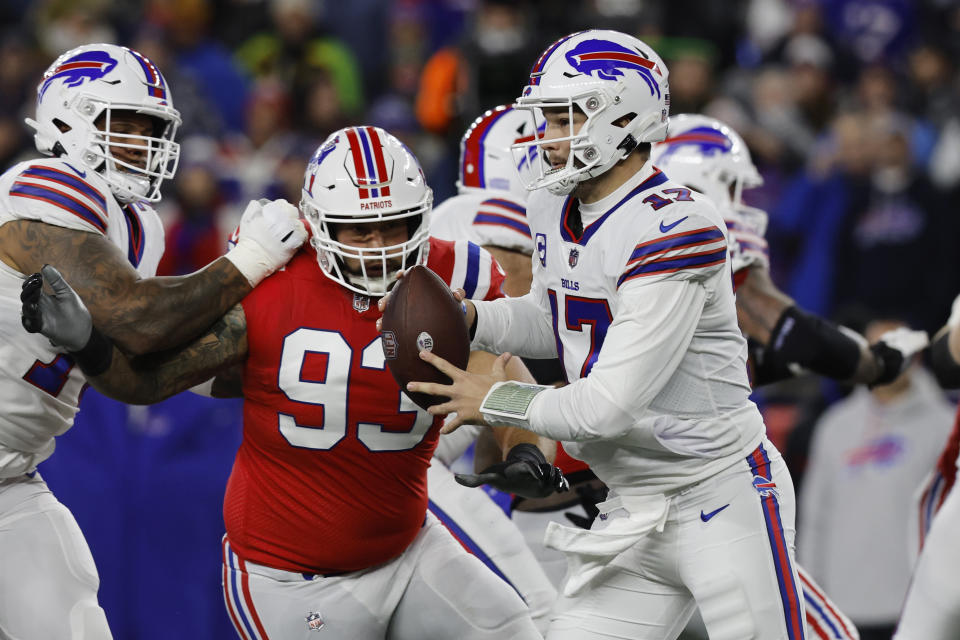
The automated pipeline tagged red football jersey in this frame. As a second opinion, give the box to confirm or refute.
[224,237,504,573]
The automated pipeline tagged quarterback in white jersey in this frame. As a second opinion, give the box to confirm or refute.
[407,30,808,639]
[0,44,304,639]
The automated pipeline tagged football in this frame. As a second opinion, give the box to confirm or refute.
[380,265,471,410]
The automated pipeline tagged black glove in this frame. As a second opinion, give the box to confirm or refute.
[869,327,929,387]
[455,443,570,499]
[564,482,609,529]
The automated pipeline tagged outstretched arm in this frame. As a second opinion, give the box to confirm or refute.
[736,265,926,386]
[21,265,248,404]
[2,199,303,355]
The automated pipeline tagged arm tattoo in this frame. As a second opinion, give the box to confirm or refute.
[91,305,248,404]
[4,220,252,355]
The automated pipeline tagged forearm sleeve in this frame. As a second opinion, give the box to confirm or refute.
[763,306,862,380]
[525,279,706,441]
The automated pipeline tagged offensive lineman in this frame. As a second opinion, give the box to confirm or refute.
[22,126,556,639]
[0,43,304,639]
[407,29,809,639]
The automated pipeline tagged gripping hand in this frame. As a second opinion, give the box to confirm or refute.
[224,198,307,286]
[21,264,92,351]
[870,327,929,387]
[455,443,570,499]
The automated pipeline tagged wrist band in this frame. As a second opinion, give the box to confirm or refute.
[480,381,550,429]
[71,326,114,377]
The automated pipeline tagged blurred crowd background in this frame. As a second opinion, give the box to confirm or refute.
[2,0,959,637]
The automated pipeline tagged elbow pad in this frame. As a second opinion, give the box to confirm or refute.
[930,333,960,389]
[764,306,861,380]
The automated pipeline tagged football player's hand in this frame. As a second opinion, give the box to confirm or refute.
[225,198,307,286]
[870,327,929,387]
[408,350,511,433]
[455,443,570,499]
[21,264,92,352]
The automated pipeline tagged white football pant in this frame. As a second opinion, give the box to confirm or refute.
[0,474,112,640]
[222,512,541,639]
[547,442,806,640]
[894,478,960,639]
[426,459,557,632]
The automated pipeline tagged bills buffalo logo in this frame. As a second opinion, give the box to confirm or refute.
[658,126,733,164]
[416,331,434,353]
[566,39,663,98]
[305,611,325,631]
[752,476,779,499]
[39,50,118,101]
[568,247,579,268]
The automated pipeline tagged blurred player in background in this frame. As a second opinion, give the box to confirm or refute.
[650,114,926,391]
[895,295,960,639]
[410,29,811,639]
[1,43,304,639]
[650,114,929,640]
[23,126,559,639]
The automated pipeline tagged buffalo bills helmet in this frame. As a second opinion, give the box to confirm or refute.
[650,114,763,211]
[300,126,432,296]
[512,30,670,195]
[26,43,181,203]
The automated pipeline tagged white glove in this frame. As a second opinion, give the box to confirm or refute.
[870,327,930,386]
[224,199,307,286]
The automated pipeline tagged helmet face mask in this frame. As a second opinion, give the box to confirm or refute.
[650,114,763,211]
[511,30,670,195]
[300,126,433,296]
[26,44,181,203]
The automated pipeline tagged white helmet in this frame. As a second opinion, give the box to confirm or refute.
[650,114,763,211]
[26,43,181,203]
[457,104,543,202]
[300,126,433,296]
[512,29,670,195]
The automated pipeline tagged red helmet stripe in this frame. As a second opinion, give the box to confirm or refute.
[344,127,369,200]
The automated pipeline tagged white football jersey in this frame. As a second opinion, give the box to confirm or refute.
[0,157,164,476]
[724,204,770,275]
[474,162,766,495]
[430,191,532,255]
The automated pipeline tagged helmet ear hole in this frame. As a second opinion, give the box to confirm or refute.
[52,118,71,134]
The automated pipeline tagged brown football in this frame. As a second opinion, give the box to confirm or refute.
[380,265,470,410]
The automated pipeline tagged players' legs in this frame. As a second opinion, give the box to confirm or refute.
[894,483,960,640]
[678,442,806,640]
[389,512,541,639]
[546,538,697,640]
[0,474,112,640]
[427,461,557,632]
[512,507,586,587]
[222,536,403,640]
[798,566,860,640]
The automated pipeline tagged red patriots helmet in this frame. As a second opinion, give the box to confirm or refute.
[512,29,670,195]
[26,43,181,203]
[300,126,433,296]
[457,105,543,202]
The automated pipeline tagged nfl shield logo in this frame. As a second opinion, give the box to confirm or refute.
[568,248,579,268]
[353,293,370,313]
[306,611,325,631]
[382,331,398,359]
